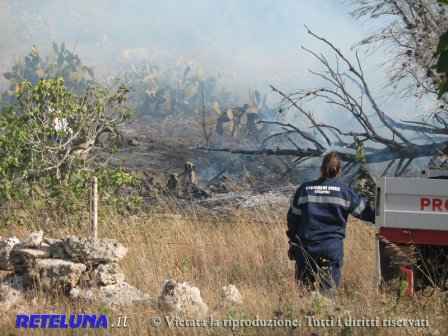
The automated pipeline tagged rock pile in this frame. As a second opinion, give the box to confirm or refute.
[0,231,149,311]
[0,232,244,318]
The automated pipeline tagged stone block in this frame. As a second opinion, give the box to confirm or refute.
[0,237,20,271]
[30,259,86,289]
[24,231,44,247]
[63,236,127,262]
[92,263,125,286]
[159,280,208,317]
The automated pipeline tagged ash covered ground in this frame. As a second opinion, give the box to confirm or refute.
[108,118,307,213]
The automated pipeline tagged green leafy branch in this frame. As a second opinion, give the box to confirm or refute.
[0,77,134,201]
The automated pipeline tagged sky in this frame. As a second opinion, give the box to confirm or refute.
[0,1,380,86]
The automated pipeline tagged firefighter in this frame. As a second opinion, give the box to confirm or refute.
[287,152,375,296]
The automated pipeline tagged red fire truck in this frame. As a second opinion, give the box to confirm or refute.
[375,170,448,295]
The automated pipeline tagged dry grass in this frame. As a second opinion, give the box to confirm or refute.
[0,200,447,336]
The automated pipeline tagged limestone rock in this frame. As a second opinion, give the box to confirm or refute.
[0,237,20,271]
[9,254,29,273]
[11,245,52,259]
[44,238,70,259]
[99,282,151,307]
[69,286,96,300]
[9,243,52,272]
[70,282,154,308]
[24,230,44,247]
[62,236,127,262]
[30,259,86,289]
[159,280,208,317]
[0,274,27,312]
[220,284,243,305]
[43,238,59,245]
[92,263,124,286]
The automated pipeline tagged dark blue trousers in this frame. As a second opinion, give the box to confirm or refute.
[294,238,344,293]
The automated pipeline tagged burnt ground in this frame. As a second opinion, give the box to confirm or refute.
[99,113,384,214]
[107,116,306,212]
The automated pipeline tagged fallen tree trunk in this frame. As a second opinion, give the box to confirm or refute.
[198,28,448,176]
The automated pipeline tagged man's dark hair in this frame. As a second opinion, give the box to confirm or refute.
[321,152,341,178]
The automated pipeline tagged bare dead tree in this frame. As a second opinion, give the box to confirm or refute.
[349,0,448,108]
[199,28,448,176]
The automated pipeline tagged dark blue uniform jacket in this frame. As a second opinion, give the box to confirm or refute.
[287,177,375,243]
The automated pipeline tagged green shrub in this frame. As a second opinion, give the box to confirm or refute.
[0,77,141,224]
